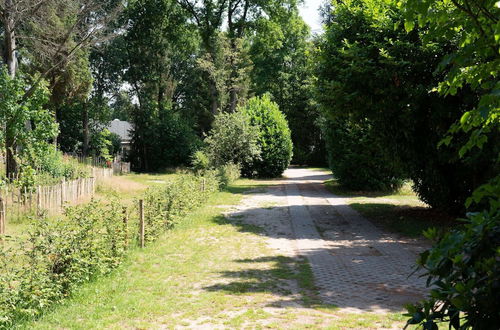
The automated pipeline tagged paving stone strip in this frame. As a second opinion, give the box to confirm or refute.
[283,168,428,313]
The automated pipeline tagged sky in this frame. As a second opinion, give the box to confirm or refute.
[298,0,324,34]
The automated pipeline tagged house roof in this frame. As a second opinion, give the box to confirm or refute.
[108,119,132,141]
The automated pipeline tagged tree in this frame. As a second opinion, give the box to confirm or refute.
[249,4,323,165]
[105,0,202,171]
[0,69,58,178]
[0,0,122,176]
[316,0,497,208]
[401,0,500,328]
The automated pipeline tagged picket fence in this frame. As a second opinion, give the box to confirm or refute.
[0,167,114,235]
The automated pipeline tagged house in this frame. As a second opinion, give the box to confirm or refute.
[107,119,132,159]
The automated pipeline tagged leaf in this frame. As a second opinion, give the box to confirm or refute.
[404,21,415,32]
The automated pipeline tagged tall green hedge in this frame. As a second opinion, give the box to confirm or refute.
[240,95,293,178]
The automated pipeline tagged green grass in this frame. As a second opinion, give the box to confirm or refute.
[350,203,452,238]
[21,178,407,329]
[324,179,454,238]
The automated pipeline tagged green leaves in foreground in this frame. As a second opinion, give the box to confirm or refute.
[405,202,500,329]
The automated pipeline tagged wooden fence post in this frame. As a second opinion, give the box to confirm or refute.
[123,206,128,248]
[139,199,145,248]
[61,178,65,209]
[37,185,41,215]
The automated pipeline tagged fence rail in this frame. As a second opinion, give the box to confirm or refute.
[0,177,98,235]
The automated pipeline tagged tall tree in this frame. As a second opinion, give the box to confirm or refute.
[0,0,122,176]
[249,3,323,164]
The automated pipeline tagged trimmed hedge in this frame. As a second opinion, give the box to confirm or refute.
[240,95,293,178]
[0,168,238,327]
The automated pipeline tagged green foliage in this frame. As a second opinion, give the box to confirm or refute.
[216,163,241,188]
[240,95,293,178]
[0,169,236,327]
[140,169,235,243]
[191,150,211,174]
[90,129,114,161]
[406,196,500,329]
[322,118,404,191]
[402,0,499,159]
[130,107,202,171]
[0,67,58,171]
[204,110,261,168]
[315,0,497,209]
[250,6,324,165]
[0,200,126,327]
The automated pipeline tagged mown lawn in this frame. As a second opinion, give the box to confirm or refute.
[22,177,409,329]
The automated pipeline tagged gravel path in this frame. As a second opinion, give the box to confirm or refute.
[230,168,428,313]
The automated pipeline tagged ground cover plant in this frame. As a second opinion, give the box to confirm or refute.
[0,167,238,328]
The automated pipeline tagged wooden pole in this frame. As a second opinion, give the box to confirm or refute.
[139,199,145,248]
[61,179,65,209]
[37,185,41,215]
[123,206,128,248]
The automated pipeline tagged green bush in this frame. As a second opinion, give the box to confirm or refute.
[0,169,233,327]
[406,179,500,329]
[240,95,293,178]
[216,163,241,188]
[315,0,498,211]
[322,118,404,191]
[204,111,261,168]
[0,200,126,327]
[190,150,210,174]
[130,107,202,172]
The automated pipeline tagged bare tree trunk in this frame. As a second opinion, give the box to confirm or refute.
[82,102,89,157]
[3,0,18,179]
[3,0,17,78]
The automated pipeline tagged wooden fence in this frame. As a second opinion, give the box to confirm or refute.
[0,177,96,235]
[113,161,131,175]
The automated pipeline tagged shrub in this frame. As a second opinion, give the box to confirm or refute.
[141,171,222,243]
[204,111,261,168]
[405,179,500,329]
[0,200,126,327]
[0,169,231,326]
[190,150,210,174]
[240,95,293,178]
[322,118,404,191]
[216,163,241,188]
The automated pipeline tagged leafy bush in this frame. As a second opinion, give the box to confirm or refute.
[216,163,241,188]
[0,169,233,327]
[204,111,261,168]
[190,150,210,174]
[240,95,293,178]
[322,118,404,191]
[0,200,126,326]
[405,180,500,329]
[315,0,497,211]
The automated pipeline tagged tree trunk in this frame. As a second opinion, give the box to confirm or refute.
[5,136,17,181]
[3,1,18,179]
[82,102,89,157]
[2,0,17,78]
